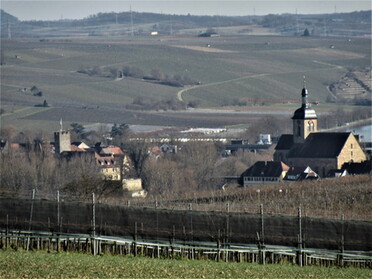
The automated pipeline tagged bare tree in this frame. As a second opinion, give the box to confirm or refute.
[176,142,221,190]
[151,68,164,80]
[124,140,150,177]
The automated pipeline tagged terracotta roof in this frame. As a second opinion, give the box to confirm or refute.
[275,134,294,150]
[101,146,124,155]
[241,161,289,178]
[95,153,122,167]
[288,132,352,158]
[70,145,86,152]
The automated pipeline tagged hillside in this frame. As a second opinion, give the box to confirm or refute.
[1,33,370,131]
[0,9,371,132]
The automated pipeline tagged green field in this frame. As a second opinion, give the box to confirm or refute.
[0,250,371,279]
[1,34,370,131]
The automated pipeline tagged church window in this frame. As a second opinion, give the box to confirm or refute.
[307,120,314,132]
[297,125,301,137]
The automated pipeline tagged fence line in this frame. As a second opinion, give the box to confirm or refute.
[0,229,371,268]
[1,195,371,268]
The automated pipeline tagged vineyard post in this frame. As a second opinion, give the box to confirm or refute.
[56,190,60,252]
[134,222,137,257]
[226,202,230,262]
[92,192,96,256]
[260,204,264,245]
[155,199,159,258]
[338,214,345,267]
[217,229,221,262]
[6,214,9,248]
[189,203,194,259]
[26,189,35,251]
[297,207,303,267]
[258,203,265,264]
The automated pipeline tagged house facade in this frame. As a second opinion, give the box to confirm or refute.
[241,161,289,187]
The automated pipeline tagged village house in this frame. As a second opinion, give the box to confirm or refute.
[283,166,319,182]
[341,160,372,175]
[274,82,366,177]
[240,161,290,187]
[54,130,134,183]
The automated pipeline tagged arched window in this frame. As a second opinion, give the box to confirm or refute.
[307,120,314,132]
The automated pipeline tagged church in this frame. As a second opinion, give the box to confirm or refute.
[273,82,366,177]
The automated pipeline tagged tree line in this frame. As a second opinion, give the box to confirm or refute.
[0,127,272,202]
[77,65,198,87]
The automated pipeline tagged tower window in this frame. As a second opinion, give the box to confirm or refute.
[307,120,314,132]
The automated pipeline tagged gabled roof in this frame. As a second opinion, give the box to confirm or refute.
[284,166,319,181]
[100,145,124,156]
[342,160,372,175]
[70,145,87,152]
[275,134,294,150]
[71,141,90,149]
[241,161,289,178]
[288,132,352,158]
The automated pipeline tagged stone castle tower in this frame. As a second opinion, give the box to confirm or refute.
[54,130,71,154]
[291,82,318,144]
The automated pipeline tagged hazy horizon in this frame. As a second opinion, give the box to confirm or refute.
[2,0,371,21]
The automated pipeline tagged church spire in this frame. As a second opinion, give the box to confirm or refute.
[292,77,318,143]
[301,76,308,108]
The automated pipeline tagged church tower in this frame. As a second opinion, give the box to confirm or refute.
[54,119,71,154]
[292,79,318,144]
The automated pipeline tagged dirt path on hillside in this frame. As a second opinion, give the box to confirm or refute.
[177,73,270,102]
[178,61,345,103]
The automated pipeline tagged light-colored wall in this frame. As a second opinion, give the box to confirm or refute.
[122,178,143,191]
[337,134,366,169]
[54,131,71,154]
[243,171,287,186]
[293,119,317,144]
[101,167,121,181]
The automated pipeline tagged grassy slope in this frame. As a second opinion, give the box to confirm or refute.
[0,35,370,130]
[0,250,370,279]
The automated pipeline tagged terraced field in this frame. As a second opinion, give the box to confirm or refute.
[1,35,370,132]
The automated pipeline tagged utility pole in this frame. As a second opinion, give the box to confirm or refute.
[130,6,134,36]
[169,15,173,36]
[7,20,11,39]
[295,8,299,35]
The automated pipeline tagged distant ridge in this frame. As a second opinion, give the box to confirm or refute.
[1,9,370,38]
